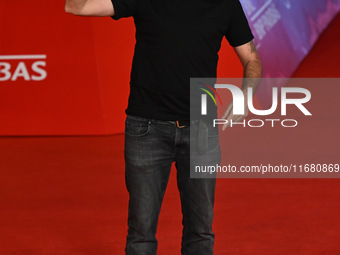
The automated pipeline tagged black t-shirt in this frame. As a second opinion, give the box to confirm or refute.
[111,0,254,120]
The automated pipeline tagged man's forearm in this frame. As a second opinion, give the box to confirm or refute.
[242,58,262,96]
[234,41,263,96]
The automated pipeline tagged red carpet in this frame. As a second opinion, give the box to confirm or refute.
[1,14,340,255]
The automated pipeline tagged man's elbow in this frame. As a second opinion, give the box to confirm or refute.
[65,4,78,15]
[244,58,262,70]
[249,53,262,65]
[253,58,262,69]
[244,58,263,78]
[65,3,86,16]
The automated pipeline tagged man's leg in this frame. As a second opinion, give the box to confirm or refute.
[174,120,221,255]
[124,115,174,255]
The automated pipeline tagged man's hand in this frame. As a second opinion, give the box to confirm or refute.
[221,40,262,130]
[65,0,114,16]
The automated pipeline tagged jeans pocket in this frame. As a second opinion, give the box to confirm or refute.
[125,115,150,137]
[197,119,219,154]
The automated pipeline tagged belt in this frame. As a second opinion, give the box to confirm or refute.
[175,120,191,128]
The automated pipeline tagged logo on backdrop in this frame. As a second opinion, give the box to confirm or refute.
[199,84,312,128]
[0,54,47,82]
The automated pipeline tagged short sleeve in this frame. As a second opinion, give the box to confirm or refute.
[111,0,137,20]
[225,0,254,47]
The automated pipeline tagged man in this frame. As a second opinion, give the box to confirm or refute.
[65,0,262,254]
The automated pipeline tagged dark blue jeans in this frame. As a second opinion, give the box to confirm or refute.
[124,114,221,255]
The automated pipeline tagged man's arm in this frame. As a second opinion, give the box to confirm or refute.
[65,0,114,16]
[235,40,262,80]
[221,40,263,130]
[235,40,263,96]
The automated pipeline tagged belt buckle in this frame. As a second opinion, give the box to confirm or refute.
[176,120,186,128]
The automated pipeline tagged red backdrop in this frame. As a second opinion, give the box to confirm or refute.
[0,0,243,136]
